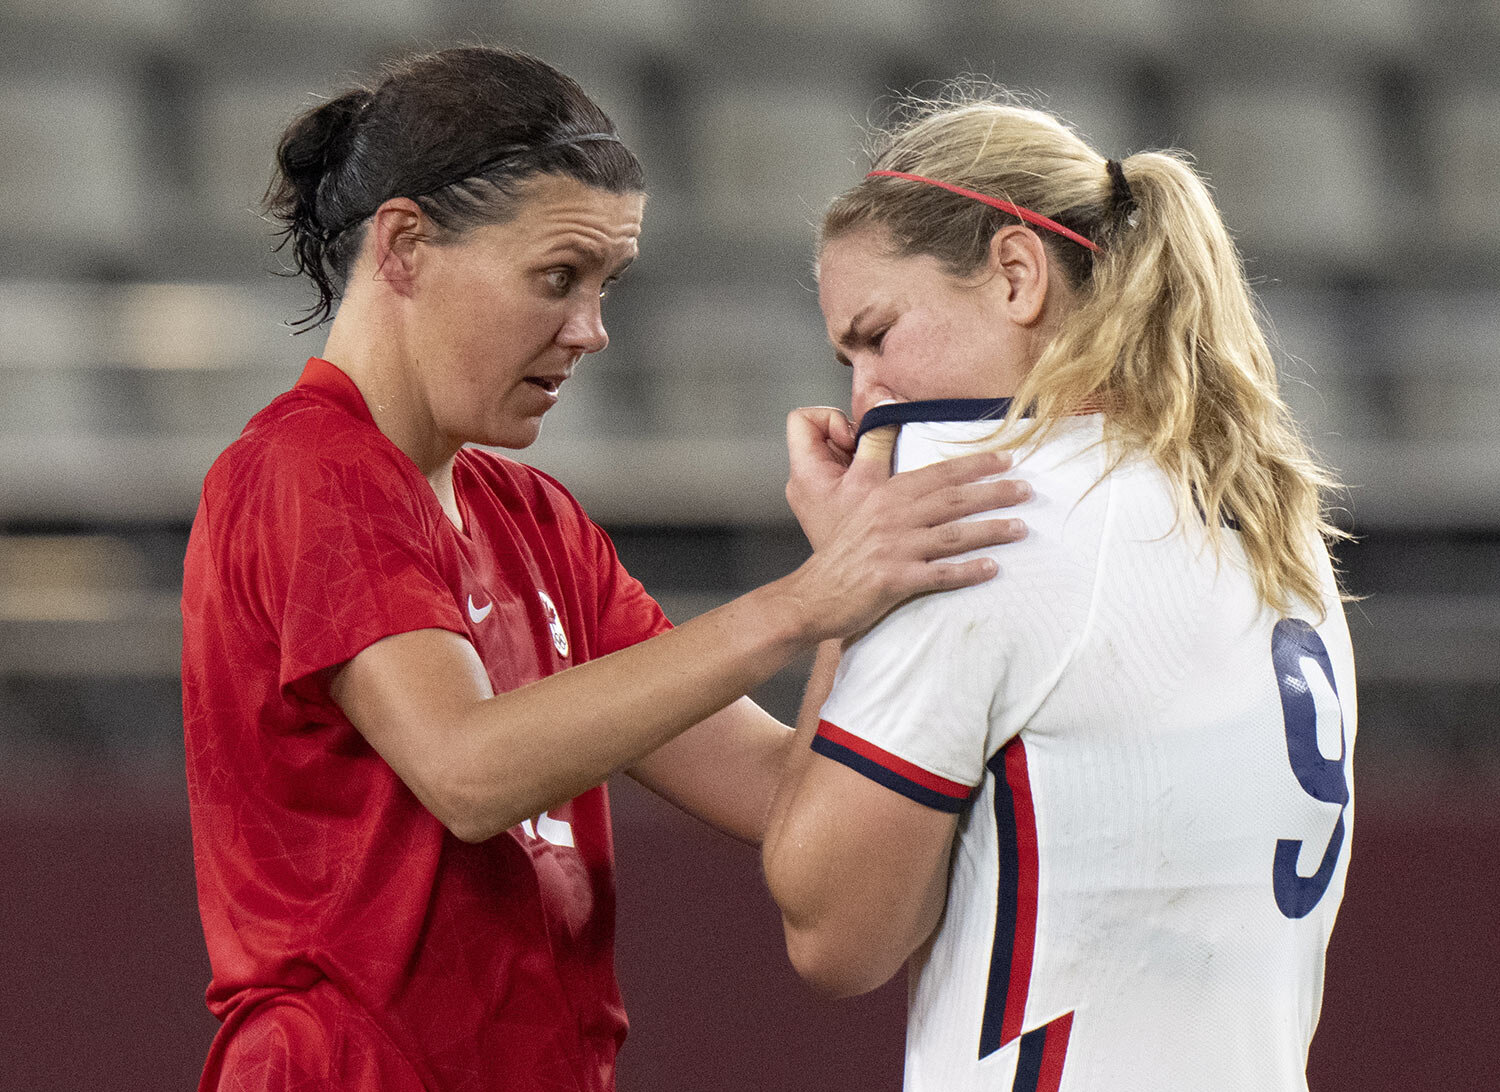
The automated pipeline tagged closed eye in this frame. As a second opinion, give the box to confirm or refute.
[834,307,893,367]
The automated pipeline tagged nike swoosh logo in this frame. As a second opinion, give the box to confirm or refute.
[467,595,493,624]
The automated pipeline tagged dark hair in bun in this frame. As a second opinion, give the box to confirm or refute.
[264,46,644,329]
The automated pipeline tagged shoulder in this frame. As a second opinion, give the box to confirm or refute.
[197,389,435,557]
[207,388,415,498]
[852,417,1123,664]
[456,447,576,499]
[456,448,601,532]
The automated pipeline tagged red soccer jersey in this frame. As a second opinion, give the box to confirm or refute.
[182,358,671,1092]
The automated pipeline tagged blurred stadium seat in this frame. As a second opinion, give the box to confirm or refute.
[507,0,699,49]
[194,78,331,243]
[0,74,147,263]
[1427,81,1500,251]
[3,0,193,39]
[249,0,439,36]
[638,287,843,439]
[1184,79,1398,271]
[689,79,870,249]
[1225,0,1418,48]
[990,0,1179,48]
[749,0,934,40]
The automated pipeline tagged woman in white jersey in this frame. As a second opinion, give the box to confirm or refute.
[763,89,1355,1092]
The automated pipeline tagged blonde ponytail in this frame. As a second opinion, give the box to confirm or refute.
[824,89,1346,617]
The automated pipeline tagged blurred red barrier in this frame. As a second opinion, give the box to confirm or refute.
[0,763,1493,1091]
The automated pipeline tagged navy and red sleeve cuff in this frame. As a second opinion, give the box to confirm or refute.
[811,720,976,813]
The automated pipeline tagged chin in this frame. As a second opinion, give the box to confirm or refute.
[483,420,544,450]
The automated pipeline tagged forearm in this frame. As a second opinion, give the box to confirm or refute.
[338,434,1026,844]
[627,698,793,845]
[444,579,814,840]
[761,639,842,847]
[457,444,1018,839]
[627,640,838,846]
[796,639,843,736]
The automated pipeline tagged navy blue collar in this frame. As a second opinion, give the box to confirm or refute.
[855,398,1015,441]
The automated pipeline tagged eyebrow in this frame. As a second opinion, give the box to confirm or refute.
[543,239,637,278]
[837,306,878,348]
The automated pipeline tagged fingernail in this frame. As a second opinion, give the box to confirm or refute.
[1017,481,1033,500]
[1008,519,1028,537]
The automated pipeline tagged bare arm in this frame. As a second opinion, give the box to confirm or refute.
[762,418,979,993]
[332,584,808,843]
[762,639,961,996]
[331,424,1024,844]
[763,739,959,996]
[626,697,790,845]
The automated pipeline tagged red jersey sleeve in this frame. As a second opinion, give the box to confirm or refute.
[199,407,466,698]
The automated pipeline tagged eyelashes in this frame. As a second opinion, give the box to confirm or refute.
[546,268,623,298]
[833,325,890,368]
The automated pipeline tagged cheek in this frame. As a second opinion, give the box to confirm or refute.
[884,322,948,383]
[877,320,992,402]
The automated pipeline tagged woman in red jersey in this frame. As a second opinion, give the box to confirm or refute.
[180,46,1028,1092]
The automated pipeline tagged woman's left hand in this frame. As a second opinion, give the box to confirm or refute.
[785,407,861,551]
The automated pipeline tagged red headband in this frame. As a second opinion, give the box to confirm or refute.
[865,169,1101,253]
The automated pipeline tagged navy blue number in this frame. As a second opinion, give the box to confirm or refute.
[1271,619,1350,919]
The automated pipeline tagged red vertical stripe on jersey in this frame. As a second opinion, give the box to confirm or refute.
[1001,739,1040,1046]
[1036,1010,1073,1092]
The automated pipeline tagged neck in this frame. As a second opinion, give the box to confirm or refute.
[320,296,465,527]
[321,296,461,475]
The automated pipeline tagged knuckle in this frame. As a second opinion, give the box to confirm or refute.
[931,563,964,590]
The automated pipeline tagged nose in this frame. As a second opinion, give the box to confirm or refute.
[850,364,893,426]
[560,298,609,355]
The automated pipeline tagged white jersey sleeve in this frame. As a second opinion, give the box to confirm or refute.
[816,413,1110,811]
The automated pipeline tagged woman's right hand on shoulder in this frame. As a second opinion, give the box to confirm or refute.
[780,406,1030,641]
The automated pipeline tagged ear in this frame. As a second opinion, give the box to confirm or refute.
[368,197,427,297]
[986,225,1051,327]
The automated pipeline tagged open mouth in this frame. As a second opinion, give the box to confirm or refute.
[525,377,561,393]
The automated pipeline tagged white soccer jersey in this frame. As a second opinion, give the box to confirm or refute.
[816,399,1355,1092]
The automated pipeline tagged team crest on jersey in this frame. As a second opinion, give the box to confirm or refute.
[537,589,569,658]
